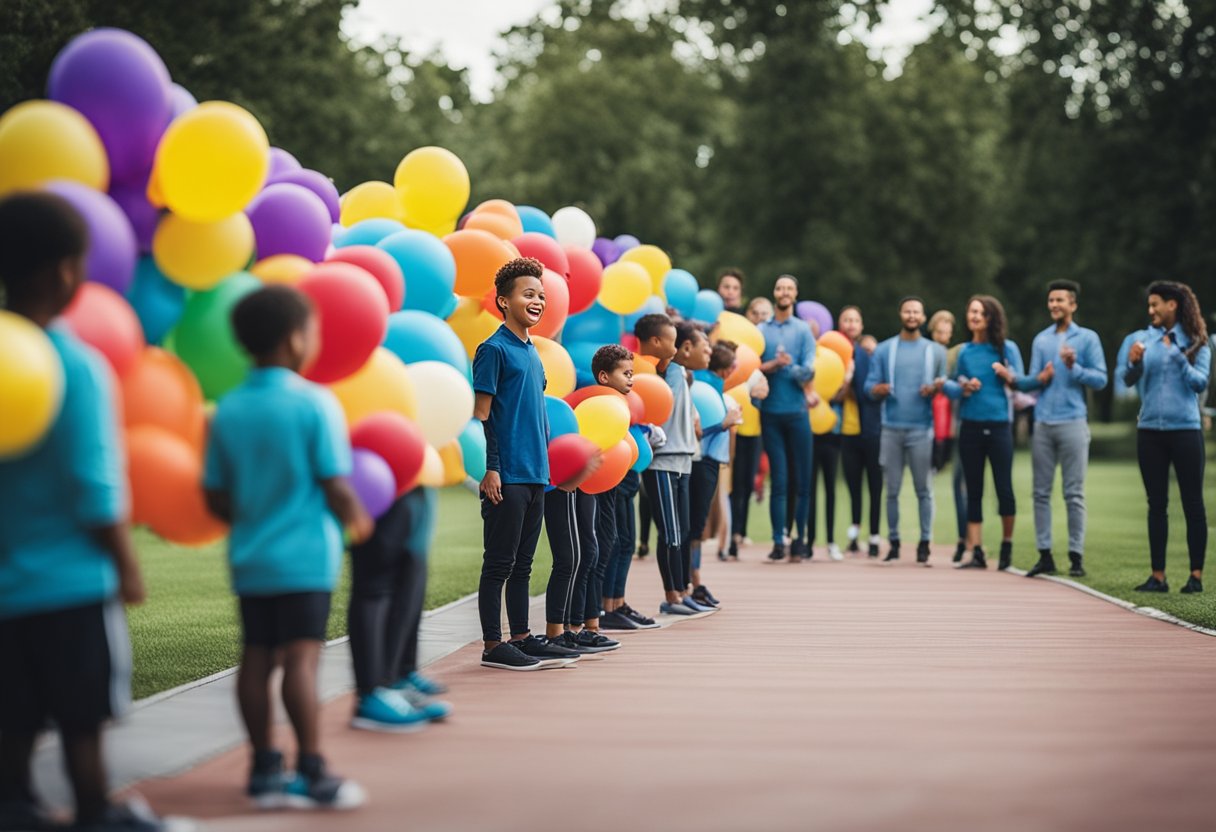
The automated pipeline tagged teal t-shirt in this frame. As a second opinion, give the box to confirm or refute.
[203,367,351,596]
[0,328,124,620]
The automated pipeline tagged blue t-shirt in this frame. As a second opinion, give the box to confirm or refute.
[0,328,124,620]
[757,316,816,414]
[204,367,351,596]
[472,325,550,485]
[1118,326,1212,431]
[949,340,1025,423]
[863,336,947,429]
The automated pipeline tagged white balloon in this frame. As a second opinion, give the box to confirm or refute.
[403,360,474,447]
[551,206,596,250]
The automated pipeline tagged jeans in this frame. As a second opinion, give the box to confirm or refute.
[689,459,721,571]
[959,420,1015,524]
[761,411,812,545]
[478,484,544,643]
[1031,420,1090,554]
[842,434,882,536]
[730,435,762,539]
[880,426,934,542]
[1137,429,1208,572]
[810,433,841,544]
[642,469,691,592]
[604,472,639,599]
[544,489,598,626]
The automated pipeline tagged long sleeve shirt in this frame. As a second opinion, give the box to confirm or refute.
[1117,325,1212,431]
[945,340,1024,423]
[849,345,883,439]
[1013,322,1107,424]
[757,316,816,414]
[863,335,947,429]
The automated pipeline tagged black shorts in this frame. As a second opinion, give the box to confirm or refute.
[239,592,331,648]
[0,599,131,734]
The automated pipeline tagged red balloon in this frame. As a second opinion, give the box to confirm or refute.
[580,439,631,494]
[298,262,389,384]
[626,390,645,425]
[565,385,627,410]
[326,246,405,312]
[350,411,427,495]
[548,433,598,487]
[512,232,570,278]
[62,282,145,376]
[531,268,570,339]
[564,247,603,315]
[620,333,640,354]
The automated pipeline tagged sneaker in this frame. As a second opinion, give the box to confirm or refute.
[916,540,931,565]
[1181,576,1204,594]
[0,798,61,831]
[396,685,453,721]
[767,543,786,562]
[681,595,717,613]
[574,629,621,653]
[1026,551,1057,578]
[1134,575,1169,593]
[998,541,1013,572]
[351,688,431,733]
[511,634,581,666]
[284,757,366,811]
[600,610,640,630]
[693,585,720,607]
[728,539,739,559]
[1068,552,1086,577]
[846,525,860,551]
[659,600,696,616]
[828,543,844,561]
[788,539,808,562]
[956,547,987,569]
[867,542,879,558]
[481,641,543,671]
[73,797,174,831]
[399,670,448,696]
[247,749,289,809]
[883,542,900,563]
[953,541,966,563]
[636,543,649,558]
[619,603,660,629]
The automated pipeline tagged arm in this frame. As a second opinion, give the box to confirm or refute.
[1117,332,1144,387]
[474,392,503,503]
[1173,343,1212,393]
[90,524,145,605]
[863,342,888,400]
[1014,336,1046,392]
[1070,331,1108,390]
[788,326,816,386]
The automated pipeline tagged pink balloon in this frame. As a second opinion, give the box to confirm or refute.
[512,232,570,278]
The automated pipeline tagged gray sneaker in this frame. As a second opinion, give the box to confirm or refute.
[659,601,696,616]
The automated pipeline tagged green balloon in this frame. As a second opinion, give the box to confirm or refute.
[171,272,259,400]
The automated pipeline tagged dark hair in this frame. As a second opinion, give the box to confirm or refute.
[674,320,702,350]
[718,268,745,286]
[634,313,674,342]
[231,285,314,358]
[898,295,924,312]
[1047,279,1080,299]
[592,343,633,379]
[709,339,737,372]
[773,274,798,291]
[968,294,1008,363]
[0,192,88,304]
[494,257,544,317]
[1148,280,1208,362]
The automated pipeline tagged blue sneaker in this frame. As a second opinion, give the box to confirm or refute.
[402,671,448,696]
[283,758,366,811]
[659,601,696,616]
[397,685,453,721]
[680,596,716,613]
[351,688,430,733]
[248,749,289,809]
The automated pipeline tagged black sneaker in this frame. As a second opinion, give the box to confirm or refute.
[693,585,720,607]
[867,542,879,558]
[1026,550,1057,578]
[248,748,288,809]
[636,543,649,558]
[619,603,660,629]
[286,755,366,810]
[728,539,739,559]
[1068,552,1086,577]
[956,547,987,569]
[73,798,172,831]
[1180,576,1203,594]
[481,641,543,671]
[953,541,966,563]
[789,539,807,561]
[1134,575,1169,593]
[767,543,786,562]
[0,798,61,831]
[883,542,900,562]
[847,538,860,553]
[574,629,621,653]
[600,610,639,630]
[916,541,931,565]
[511,634,580,665]
[997,541,1013,571]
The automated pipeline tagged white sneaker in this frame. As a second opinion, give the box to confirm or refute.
[846,525,859,543]
[828,544,843,561]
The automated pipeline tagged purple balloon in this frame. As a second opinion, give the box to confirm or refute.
[614,234,640,252]
[796,300,834,337]
[246,183,332,262]
[351,449,396,519]
[268,168,341,224]
[48,29,172,185]
[46,180,138,294]
[109,180,161,253]
[268,148,302,180]
[168,83,197,119]
[591,236,621,267]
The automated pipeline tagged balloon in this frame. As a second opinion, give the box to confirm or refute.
[350,448,396,518]
[45,180,137,294]
[531,268,570,339]
[317,249,402,313]
[48,29,172,184]
[0,100,109,194]
[563,302,621,345]
[591,237,621,267]
[614,234,640,252]
[465,210,522,241]
[169,83,197,118]
[153,211,255,291]
[563,341,602,389]
[250,254,312,285]
[580,439,631,495]
[377,230,456,317]
[61,282,144,377]
[626,391,646,424]
[513,232,569,277]
[631,373,674,424]
[443,229,515,298]
[812,347,845,400]
[630,425,653,471]
[109,180,161,253]
[403,361,474,447]
[619,245,671,295]
[723,343,761,390]
[548,433,598,487]
[796,300,834,337]
[545,395,579,438]
[127,425,226,546]
[267,168,341,224]
[565,385,627,410]
[551,206,596,249]
[414,443,445,488]
[171,271,259,399]
[329,347,417,426]
[124,257,185,344]
[382,310,468,374]
[437,294,460,320]
[818,330,854,364]
[120,347,204,450]
[690,380,727,429]
[533,336,575,398]
[726,385,761,437]
[335,217,406,249]
[395,146,470,228]
[438,441,466,487]
[632,353,659,375]
[340,181,403,226]
[663,269,699,318]
[575,396,629,451]
[267,148,301,179]
[448,297,501,360]
[246,182,331,262]
[714,311,765,357]
[516,205,554,237]
[350,411,427,495]
[0,310,64,459]
[621,333,641,354]
[457,419,487,482]
[298,262,390,384]
[810,400,838,435]
[693,289,725,323]
[471,199,517,219]
[598,261,650,315]
[624,295,668,331]
[565,247,604,315]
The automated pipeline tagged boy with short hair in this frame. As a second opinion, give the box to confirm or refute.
[204,284,370,810]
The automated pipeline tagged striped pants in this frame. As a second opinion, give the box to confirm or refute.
[641,469,691,593]
[543,489,599,626]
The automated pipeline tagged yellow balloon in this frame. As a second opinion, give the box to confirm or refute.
[340,180,403,227]
[448,297,502,360]
[394,146,470,228]
[532,336,575,398]
[575,396,630,451]
[0,100,109,195]
[328,347,417,426]
[403,361,474,447]
[439,441,466,486]
[714,311,765,357]
[412,217,457,237]
[154,101,269,222]
[726,384,761,438]
[809,400,838,435]
[0,310,64,458]
[598,261,651,315]
[416,443,446,488]
[619,245,672,295]
[250,254,312,285]
[812,348,845,400]
[153,212,255,291]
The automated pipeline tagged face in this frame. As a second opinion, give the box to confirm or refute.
[931,320,953,346]
[1047,290,1076,323]
[647,323,678,362]
[718,276,742,307]
[773,278,798,311]
[290,314,321,372]
[746,300,773,324]
[838,308,863,341]
[900,300,925,332]
[1147,294,1177,328]
[499,275,546,328]
[677,331,711,370]
[598,361,634,395]
[967,300,987,334]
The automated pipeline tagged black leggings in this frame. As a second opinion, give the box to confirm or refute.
[638,480,652,550]
[842,434,882,536]
[544,489,598,626]
[1137,429,1208,573]
[641,469,691,592]
[730,435,762,540]
[959,420,1015,523]
[810,433,841,544]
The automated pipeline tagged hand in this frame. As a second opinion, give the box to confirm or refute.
[558,452,602,492]
[1059,345,1076,369]
[750,376,770,400]
[722,409,744,428]
[119,566,147,606]
[805,390,821,409]
[992,362,1014,384]
[962,377,982,397]
[1162,332,1173,349]
[1128,341,1146,363]
[480,470,503,504]
[870,382,892,399]
[775,348,792,367]
[919,384,935,398]
[347,510,374,546]
[1038,361,1054,386]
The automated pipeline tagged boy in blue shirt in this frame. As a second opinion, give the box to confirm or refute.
[0,193,169,832]
[204,285,371,810]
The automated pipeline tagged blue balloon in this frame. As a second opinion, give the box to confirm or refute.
[562,302,622,344]
[382,310,469,374]
[692,289,725,323]
[565,341,602,382]
[458,419,487,482]
[629,425,653,472]
[438,294,459,320]
[663,269,699,318]
[545,395,579,438]
[624,295,668,330]
[690,380,726,427]
[376,230,456,317]
[336,218,407,249]
[516,205,555,238]
[125,256,185,344]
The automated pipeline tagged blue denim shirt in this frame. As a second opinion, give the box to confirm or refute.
[758,316,816,414]
[1014,322,1107,424]
[1117,326,1212,431]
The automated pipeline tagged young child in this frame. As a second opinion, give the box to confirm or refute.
[0,192,171,832]
[473,257,582,671]
[203,284,371,810]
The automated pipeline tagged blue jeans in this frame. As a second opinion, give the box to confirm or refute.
[603,471,639,598]
[761,410,812,545]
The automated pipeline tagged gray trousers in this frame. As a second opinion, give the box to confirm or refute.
[880,426,934,542]
[1031,420,1090,554]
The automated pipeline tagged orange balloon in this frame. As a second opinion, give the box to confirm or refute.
[533,336,575,398]
[723,343,761,390]
[818,330,854,364]
[465,210,523,241]
[630,373,674,425]
[581,439,632,495]
[443,229,516,297]
[624,428,639,467]
[439,440,466,486]
[121,347,205,451]
[127,425,227,546]
[565,385,627,409]
[632,354,658,375]
[472,199,518,219]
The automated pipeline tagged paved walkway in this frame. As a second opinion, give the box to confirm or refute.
[124,547,1214,831]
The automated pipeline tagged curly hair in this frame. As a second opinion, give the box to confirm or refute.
[968,294,1008,363]
[492,257,545,318]
[1148,280,1209,362]
[709,339,737,373]
[592,343,633,379]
